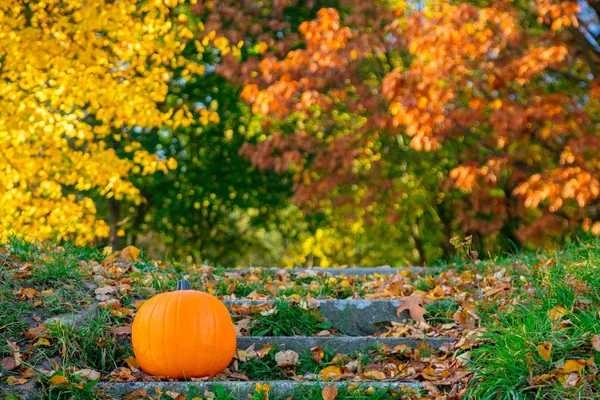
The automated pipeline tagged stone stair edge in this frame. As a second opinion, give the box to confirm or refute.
[94,379,423,398]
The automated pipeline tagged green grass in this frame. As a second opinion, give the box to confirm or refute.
[246,299,326,337]
[465,238,600,399]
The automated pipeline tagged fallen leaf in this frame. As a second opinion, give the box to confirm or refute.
[548,306,569,321]
[111,324,132,335]
[49,374,68,386]
[125,356,140,369]
[34,337,51,347]
[322,385,339,400]
[563,359,585,373]
[275,350,299,367]
[396,293,427,322]
[6,376,28,386]
[122,389,150,400]
[311,346,324,364]
[165,390,185,400]
[592,335,600,352]
[74,369,101,381]
[537,343,552,361]
[95,286,116,296]
[364,370,387,380]
[235,318,252,335]
[319,366,342,380]
[120,246,140,262]
[22,288,37,299]
[255,382,271,399]
[1,357,17,371]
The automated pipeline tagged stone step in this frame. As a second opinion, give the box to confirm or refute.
[237,336,453,353]
[224,299,408,335]
[227,266,435,276]
[96,380,423,399]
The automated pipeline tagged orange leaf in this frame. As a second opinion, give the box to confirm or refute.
[537,343,552,361]
[397,293,427,322]
[322,385,339,400]
[49,375,68,386]
[120,246,140,262]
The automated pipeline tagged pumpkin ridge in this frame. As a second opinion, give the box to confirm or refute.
[175,291,184,378]
[162,291,175,376]
[208,295,219,374]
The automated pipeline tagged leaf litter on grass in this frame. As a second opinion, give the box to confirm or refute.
[3,239,600,399]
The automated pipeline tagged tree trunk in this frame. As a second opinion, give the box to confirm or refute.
[411,223,425,265]
[108,199,122,250]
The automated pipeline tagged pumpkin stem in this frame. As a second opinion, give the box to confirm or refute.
[176,280,192,290]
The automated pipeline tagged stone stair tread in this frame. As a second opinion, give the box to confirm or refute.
[237,335,454,352]
[224,299,410,336]
[95,380,423,398]
[228,266,436,276]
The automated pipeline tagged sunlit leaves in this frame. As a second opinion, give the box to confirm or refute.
[0,0,203,243]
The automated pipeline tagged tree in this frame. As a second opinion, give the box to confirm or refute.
[0,0,233,246]
[382,0,600,247]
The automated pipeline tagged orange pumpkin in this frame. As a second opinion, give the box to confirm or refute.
[132,280,236,378]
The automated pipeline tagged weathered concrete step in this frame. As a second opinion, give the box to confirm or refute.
[96,380,423,399]
[224,299,407,335]
[237,336,454,352]
[228,266,435,276]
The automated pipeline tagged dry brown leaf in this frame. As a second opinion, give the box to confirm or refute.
[275,350,299,367]
[111,324,132,335]
[537,342,552,362]
[396,293,427,322]
[95,286,116,296]
[122,389,150,400]
[591,335,600,352]
[1,357,17,371]
[311,346,324,363]
[74,369,101,381]
[322,385,339,400]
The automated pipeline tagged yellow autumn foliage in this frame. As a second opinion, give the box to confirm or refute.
[0,0,223,244]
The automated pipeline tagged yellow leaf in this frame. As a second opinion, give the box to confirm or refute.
[563,359,585,373]
[34,337,51,347]
[364,370,387,380]
[255,382,271,400]
[537,343,552,361]
[41,289,53,296]
[319,366,342,380]
[6,376,28,386]
[547,306,569,321]
[125,356,140,369]
[322,385,339,400]
[134,301,146,309]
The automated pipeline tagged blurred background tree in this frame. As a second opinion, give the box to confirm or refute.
[3,0,600,267]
